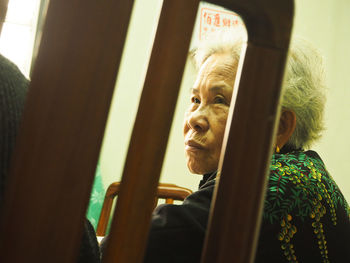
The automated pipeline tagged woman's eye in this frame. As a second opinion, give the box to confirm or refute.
[191,97,200,104]
[214,96,226,104]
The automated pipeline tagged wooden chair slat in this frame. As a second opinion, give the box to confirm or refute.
[0,0,135,262]
[102,1,199,262]
[201,1,294,262]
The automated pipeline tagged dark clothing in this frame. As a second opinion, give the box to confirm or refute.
[0,54,100,263]
[142,150,350,262]
[256,150,350,262]
[0,54,28,210]
[144,172,216,263]
[79,220,101,263]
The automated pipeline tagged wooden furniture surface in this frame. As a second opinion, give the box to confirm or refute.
[96,182,193,236]
[0,0,294,263]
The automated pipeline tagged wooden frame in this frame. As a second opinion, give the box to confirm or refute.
[0,0,293,262]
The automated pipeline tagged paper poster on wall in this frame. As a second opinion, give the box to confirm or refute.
[189,3,245,50]
[199,7,243,40]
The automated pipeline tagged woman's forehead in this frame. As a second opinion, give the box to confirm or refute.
[201,54,236,77]
[191,85,231,96]
[193,54,237,90]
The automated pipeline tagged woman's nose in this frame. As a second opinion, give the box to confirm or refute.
[187,108,209,132]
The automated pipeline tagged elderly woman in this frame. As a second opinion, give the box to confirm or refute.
[0,54,101,263]
[141,34,350,262]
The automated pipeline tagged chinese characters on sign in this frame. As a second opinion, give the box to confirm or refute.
[200,7,242,40]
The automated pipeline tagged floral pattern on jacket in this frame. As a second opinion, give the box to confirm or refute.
[260,151,350,263]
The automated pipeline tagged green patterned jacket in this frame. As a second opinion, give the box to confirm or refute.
[256,150,350,262]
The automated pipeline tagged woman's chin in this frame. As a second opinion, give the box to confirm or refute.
[187,160,215,175]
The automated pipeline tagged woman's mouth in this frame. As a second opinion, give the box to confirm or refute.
[185,140,205,152]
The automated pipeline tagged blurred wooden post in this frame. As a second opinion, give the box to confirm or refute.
[0,0,135,262]
[201,0,294,262]
[102,0,199,262]
[0,0,9,35]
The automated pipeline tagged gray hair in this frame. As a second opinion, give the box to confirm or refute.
[281,39,326,149]
[192,32,326,150]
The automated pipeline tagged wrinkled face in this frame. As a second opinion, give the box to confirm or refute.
[183,53,237,174]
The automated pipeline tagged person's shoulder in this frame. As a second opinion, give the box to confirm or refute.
[266,150,349,222]
[0,54,24,77]
[0,54,28,94]
[258,150,350,262]
[77,219,100,263]
[148,176,216,238]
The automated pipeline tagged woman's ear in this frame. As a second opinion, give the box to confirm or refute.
[276,109,296,149]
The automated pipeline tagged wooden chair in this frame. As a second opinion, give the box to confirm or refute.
[96,182,193,236]
[0,0,294,263]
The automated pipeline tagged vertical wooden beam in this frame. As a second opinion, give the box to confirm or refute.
[201,0,294,262]
[102,0,199,262]
[0,0,135,262]
[202,43,290,263]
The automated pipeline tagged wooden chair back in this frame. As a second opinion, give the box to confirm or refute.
[0,0,294,263]
[96,182,193,236]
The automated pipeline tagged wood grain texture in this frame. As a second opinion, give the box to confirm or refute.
[201,0,294,262]
[102,0,199,262]
[0,0,135,262]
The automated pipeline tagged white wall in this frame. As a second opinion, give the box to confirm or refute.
[100,0,350,201]
[99,0,167,187]
[0,0,40,78]
[292,0,350,201]
[327,0,350,201]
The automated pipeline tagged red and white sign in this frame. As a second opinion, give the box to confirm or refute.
[199,7,243,40]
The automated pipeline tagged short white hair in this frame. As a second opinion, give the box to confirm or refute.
[192,31,326,150]
[281,38,326,149]
[193,28,246,69]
